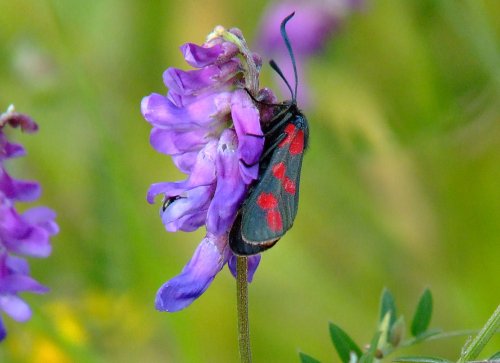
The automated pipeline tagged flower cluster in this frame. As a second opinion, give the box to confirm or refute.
[257,0,363,106]
[142,26,277,311]
[0,106,58,341]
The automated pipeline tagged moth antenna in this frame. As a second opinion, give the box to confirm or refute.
[269,59,294,100]
[280,12,298,102]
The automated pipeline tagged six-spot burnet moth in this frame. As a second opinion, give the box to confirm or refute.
[229,12,310,256]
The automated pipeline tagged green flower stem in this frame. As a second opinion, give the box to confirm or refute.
[236,256,252,363]
[458,304,500,363]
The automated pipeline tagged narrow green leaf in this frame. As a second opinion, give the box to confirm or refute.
[380,288,397,327]
[393,356,452,363]
[489,351,500,360]
[458,304,500,363]
[299,352,321,363]
[329,323,363,363]
[411,328,441,344]
[411,289,433,337]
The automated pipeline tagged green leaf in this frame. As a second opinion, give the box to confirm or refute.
[380,288,397,327]
[329,323,363,363]
[299,352,321,363]
[489,351,500,360]
[411,328,441,344]
[411,289,433,337]
[393,356,452,363]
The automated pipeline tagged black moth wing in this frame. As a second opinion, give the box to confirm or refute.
[229,213,278,255]
[240,112,308,246]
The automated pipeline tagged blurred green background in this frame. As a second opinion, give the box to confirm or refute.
[1,0,499,362]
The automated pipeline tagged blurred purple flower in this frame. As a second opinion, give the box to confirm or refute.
[257,0,363,106]
[142,26,274,312]
[0,105,58,341]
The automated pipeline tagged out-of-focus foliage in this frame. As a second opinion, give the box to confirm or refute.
[0,0,498,362]
[313,289,497,363]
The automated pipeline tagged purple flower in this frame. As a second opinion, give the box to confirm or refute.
[142,26,272,311]
[0,252,49,341]
[257,0,363,106]
[0,105,58,341]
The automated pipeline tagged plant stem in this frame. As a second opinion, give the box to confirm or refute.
[236,256,252,363]
[211,27,259,95]
[397,329,477,349]
[458,304,500,363]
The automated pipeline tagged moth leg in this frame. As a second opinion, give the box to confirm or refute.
[244,132,264,139]
[264,108,294,137]
[260,132,287,160]
[244,88,281,107]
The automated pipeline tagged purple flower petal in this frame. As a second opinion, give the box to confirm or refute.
[0,109,38,133]
[0,295,32,322]
[180,43,224,68]
[228,254,262,282]
[206,130,248,235]
[161,185,214,232]
[148,141,220,232]
[217,42,241,64]
[155,234,230,312]
[5,255,29,276]
[0,275,48,295]
[231,90,264,167]
[180,42,239,68]
[164,67,219,95]
[0,135,25,160]
[171,150,199,174]
[239,161,259,185]
[148,178,210,203]
[179,140,219,184]
[147,141,218,204]
[150,127,211,155]
[22,207,59,235]
[247,254,261,281]
[163,61,239,96]
[142,92,231,130]
[0,317,6,341]
[3,228,51,258]
[0,204,51,257]
[0,169,41,202]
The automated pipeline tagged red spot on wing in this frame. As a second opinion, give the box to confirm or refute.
[289,130,304,155]
[278,124,296,148]
[266,209,283,232]
[272,162,286,179]
[257,192,278,210]
[283,177,296,194]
